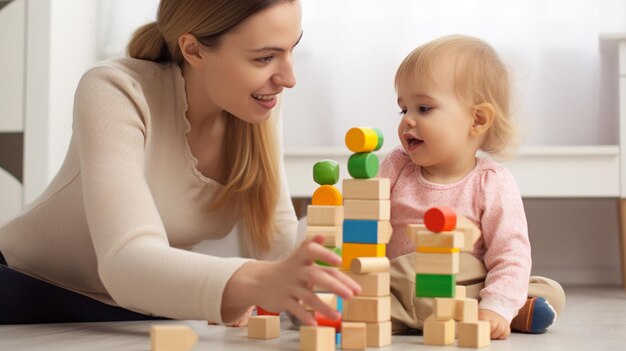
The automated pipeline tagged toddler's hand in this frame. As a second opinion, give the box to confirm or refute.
[479,309,510,340]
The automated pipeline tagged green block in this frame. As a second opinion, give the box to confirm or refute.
[415,274,456,298]
[373,128,384,151]
[348,152,379,179]
[315,247,342,267]
[313,159,340,185]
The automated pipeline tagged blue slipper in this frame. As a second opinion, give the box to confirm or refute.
[511,297,557,334]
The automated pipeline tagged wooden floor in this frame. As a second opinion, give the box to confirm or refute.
[1,287,625,350]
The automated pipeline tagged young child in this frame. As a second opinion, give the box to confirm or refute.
[381,35,565,339]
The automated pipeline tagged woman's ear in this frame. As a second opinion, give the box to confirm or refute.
[470,102,495,137]
[178,33,203,67]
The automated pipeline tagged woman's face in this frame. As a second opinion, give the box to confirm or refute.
[196,0,302,124]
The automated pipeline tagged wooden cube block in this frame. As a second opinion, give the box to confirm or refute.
[300,326,336,351]
[342,178,390,200]
[365,321,391,347]
[456,215,481,252]
[343,199,390,220]
[414,252,459,274]
[306,225,342,247]
[342,243,386,270]
[343,220,392,244]
[150,325,198,351]
[307,205,344,226]
[457,321,490,348]
[423,316,455,346]
[455,285,467,298]
[455,298,478,322]
[415,274,456,298]
[247,315,280,339]
[304,292,338,311]
[343,296,390,322]
[412,230,464,249]
[341,322,367,350]
[346,271,390,297]
[350,257,389,274]
[433,298,456,321]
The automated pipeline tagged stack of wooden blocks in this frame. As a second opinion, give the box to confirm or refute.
[340,127,392,349]
[408,206,490,348]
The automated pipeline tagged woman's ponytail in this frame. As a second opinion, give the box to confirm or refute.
[127,22,170,63]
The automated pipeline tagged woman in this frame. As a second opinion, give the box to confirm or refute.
[0,0,359,325]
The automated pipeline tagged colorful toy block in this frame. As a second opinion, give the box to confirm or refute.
[455,298,479,322]
[312,185,342,206]
[411,229,464,249]
[457,321,490,348]
[456,215,481,252]
[247,315,280,339]
[314,247,342,267]
[300,326,336,351]
[305,226,342,247]
[313,159,340,186]
[423,316,455,346]
[342,178,390,200]
[342,243,386,270]
[341,322,367,350]
[347,152,379,179]
[415,274,456,298]
[343,199,390,220]
[350,257,390,274]
[345,127,383,153]
[424,206,457,232]
[314,311,342,332]
[256,306,280,316]
[455,285,467,298]
[342,220,392,244]
[415,252,460,274]
[346,271,390,297]
[150,325,198,351]
[307,205,344,226]
[365,321,391,347]
[342,296,391,323]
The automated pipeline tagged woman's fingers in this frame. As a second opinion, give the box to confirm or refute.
[286,299,317,326]
[322,266,362,295]
[307,267,354,300]
[297,235,342,266]
[297,287,341,322]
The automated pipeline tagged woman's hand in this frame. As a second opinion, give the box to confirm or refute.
[221,235,361,325]
[479,309,511,339]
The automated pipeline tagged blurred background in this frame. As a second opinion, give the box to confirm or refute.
[1,0,626,287]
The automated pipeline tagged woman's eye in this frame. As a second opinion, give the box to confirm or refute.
[419,105,432,113]
[256,55,274,63]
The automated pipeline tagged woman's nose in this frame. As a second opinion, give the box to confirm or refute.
[273,57,296,88]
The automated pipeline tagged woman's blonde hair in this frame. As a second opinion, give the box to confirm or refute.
[395,35,516,157]
[128,0,293,252]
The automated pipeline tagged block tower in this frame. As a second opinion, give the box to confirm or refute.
[408,206,490,348]
[341,127,392,348]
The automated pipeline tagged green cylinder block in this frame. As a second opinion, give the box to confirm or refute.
[373,128,384,151]
[348,152,379,179]
[313,159,340,185]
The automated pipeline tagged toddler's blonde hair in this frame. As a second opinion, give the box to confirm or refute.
[395,35,516,157]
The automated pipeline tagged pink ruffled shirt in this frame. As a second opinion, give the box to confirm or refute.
[380,147,531,322]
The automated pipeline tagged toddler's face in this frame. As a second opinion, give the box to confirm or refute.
[396,68,474,172]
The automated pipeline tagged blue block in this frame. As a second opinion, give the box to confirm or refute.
[337,296,343,313]
[343,219,385,244]
[336,332,342,345]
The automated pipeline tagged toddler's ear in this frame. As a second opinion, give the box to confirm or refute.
[470,102,495,136]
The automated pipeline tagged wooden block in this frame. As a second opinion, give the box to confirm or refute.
[455,285,467,298]
[150,325,198,351]
[456,215,481,252]
[304,292,338,311]
[342,243,386,270]
[413,230,464,249]
[423,315,455,346]
[247,315,280,339]
[415,274,456,298]
[433,298,456,321]
[345,127,381,153]
[457,321,491,348]
[344,199,390,220]
[342,178,390,200]
[306,226,342,247]
[365,321,391,347]
[415,252,459,274]
[341,322,367,350]
[455,298,478,322]
[424,206,457,232]
[350,257,389,274]
[312,185,342,206]
[343,296,390,322]
[300,326,336,351]
[343,220,392,244]
[313,159,340,186]
[307,205,344,226]
[348,153,379,179]
[346,271,390,297]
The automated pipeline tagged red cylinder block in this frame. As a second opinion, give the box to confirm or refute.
[314,311,342,332]
[424,206,457,232]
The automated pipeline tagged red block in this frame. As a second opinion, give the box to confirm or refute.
[256,306,280,316]
[424,207,457,232]
[315,311,342,332]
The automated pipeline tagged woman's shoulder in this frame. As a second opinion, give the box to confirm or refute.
[81,58,177,86]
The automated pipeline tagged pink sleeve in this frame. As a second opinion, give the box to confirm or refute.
[477,168,532,322]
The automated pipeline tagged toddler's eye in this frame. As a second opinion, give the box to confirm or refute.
[399,109,407,116]
[419,105,432,113]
